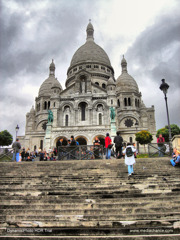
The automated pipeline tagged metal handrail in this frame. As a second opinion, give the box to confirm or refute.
[148,142,171,157]
[58,145,104,160]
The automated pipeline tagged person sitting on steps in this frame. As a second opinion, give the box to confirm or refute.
[170,147,180,167]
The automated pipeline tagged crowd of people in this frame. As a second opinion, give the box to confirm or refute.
[11,132,179,177]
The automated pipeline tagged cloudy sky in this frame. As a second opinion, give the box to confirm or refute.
[0,0,180,139]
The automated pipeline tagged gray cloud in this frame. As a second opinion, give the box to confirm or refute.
[126,7,180,85]
[0,0,179,138]
[123,5,180,129]
[0,0,99,137]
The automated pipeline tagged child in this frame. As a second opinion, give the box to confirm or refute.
[123,142,136,177]
[170,147,180,166]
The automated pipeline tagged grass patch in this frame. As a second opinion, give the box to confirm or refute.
[0,156,12,162]
[137,154,149,158]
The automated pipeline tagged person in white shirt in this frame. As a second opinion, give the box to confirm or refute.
[123,142,136,177]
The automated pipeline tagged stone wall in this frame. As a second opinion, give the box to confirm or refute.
[172,135,180,151]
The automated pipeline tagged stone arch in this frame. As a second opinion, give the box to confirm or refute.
[54,136,68,148]
[75,135,88,145]
[36,119,48,131]
[92,134,105,146]
[92,100,107,110]
[60,102,74,111]
[52,134,69,148]
[75,99,91,109]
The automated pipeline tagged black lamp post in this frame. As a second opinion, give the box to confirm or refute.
[135,120,139,153]
[15,124,19,138]
[159,79,172,153]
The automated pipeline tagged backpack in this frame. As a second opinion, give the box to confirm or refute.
[115,136,123,147]
[126,146,133,157]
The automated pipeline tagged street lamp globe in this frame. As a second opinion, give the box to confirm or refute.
[160,79,169,95]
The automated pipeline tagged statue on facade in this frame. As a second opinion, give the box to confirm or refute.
[48,110,53,123]
[110,107,115,120]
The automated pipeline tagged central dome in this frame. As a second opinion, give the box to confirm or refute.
[70,22,111,68]
[70,40,111,67]
[66,22,114,87]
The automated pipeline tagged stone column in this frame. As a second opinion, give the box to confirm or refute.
[74,108,78,126]
[52,109,57,127]
[44,122,52,151]
[88,108,92,125]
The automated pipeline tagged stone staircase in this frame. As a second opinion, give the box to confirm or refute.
[0,157,180,240]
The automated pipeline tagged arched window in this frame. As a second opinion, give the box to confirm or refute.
[128,98,131,106]
[64,106,70,112]
[48,101,50,109]
[97,104,103,111]
[124,98,127,106]
[54,102,56,107]
[130,137,133,143]
[117,99,120,107]
[40,140,43,150]
[99,113,102,125]
[135,99,137,107]
[44,101,47,110]
[79,102,87,121]
[102,83,106,89]
[65,115,68,126]
[95,82,99,86]
[111,99,113,105]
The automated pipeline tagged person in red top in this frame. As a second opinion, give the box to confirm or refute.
[105,133,112,159]
[157,134,165,157]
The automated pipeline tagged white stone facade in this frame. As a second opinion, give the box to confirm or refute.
[23,22,156,151]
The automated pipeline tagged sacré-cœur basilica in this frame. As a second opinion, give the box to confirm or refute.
[22,21,156,151]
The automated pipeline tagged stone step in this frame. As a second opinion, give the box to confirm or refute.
[1,206,180,215]
[0,158,179,238]
[0,234,180,240]
[0,181,179,188]
[1,195,179,204]
[2,212,180,223]
[1,219,180,232]
[1,201,179,209]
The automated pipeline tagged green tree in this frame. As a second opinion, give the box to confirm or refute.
[156,124,180,142]
[0,130,13,146]
[135,130,153,152]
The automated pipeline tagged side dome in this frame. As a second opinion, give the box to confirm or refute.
[116,56,139,93]
[38,60,62,97]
